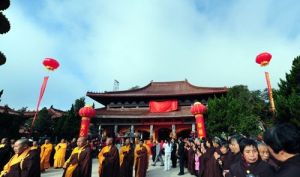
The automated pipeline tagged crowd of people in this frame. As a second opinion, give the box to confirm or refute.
[173,123,300,177]
[0,123,299,177]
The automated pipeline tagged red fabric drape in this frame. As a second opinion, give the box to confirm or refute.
[31,76,49,130]
[149,100,178,113]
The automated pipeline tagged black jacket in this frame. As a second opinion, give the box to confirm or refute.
[274,154,300,177]
[178,141,185,158]
[229,159,274,177]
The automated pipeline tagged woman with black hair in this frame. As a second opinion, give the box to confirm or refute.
[163,139,172,171]
[263,123,300,177]
[170,138,178,168]
[228,138,274,177]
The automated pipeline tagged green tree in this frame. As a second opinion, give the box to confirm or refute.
[278,56,300,96]
[207,85,268,137]
[275,55,300,127]
[54,97,85,139]
[0,106,26,138]
[33,107,54,137]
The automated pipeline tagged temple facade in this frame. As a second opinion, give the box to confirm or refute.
[87,80,227,141]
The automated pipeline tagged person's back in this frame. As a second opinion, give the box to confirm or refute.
[264,123,300,177]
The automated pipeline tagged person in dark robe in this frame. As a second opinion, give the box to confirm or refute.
[98,137,120,177]
[120,138,134,177]
[187,141,195,175]
[65,138,76,161]
[171,138,178,168]
[264,123,300,177]
[0,138,40,177]
[177,138,185,175]
[215,141,232,177]
[134,139,148,177]
[229,136,242,165]
[183,139,189,168]
[150,140,156,162]
[228,138,274,177]
[0,138,14,171]
[31,141,40,154]
[62,137,92,177]
[202,138,222,177]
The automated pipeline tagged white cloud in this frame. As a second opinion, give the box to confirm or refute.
[0,0,299,109]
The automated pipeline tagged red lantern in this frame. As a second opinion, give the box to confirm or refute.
[30,58,60,134]
[256,52,272,67]
[191,102,207,138]
[255,52,276,113]
[43,58,60,71]
[79,105,96,137]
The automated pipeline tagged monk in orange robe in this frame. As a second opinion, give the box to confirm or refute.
[0,138,14,172]
[134,139,149,177]
[98,137,120,177]
[0,138,40,177]
[120,138,134,177]
[62,137,92,177]
[40,139,53,172]
[54,139,67,168]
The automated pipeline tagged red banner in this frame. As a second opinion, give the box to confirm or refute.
[195,114,206,138]
[31,76,49,130]
[149,100,178,113]
[79,117,91,137]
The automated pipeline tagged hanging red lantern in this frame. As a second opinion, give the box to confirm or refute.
[79,105,96,137]
[30,57,60,134]
[255,52,276,114]
[43,58,60,71]
[256,52,272,67]
[191,102,207,138]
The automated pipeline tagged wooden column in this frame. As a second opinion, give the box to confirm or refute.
[114,125,118,136]
[192,123,195,132]
[150,125,153,137]
[172,124,176,134]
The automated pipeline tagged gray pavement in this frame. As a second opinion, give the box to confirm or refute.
[42,159,194,177]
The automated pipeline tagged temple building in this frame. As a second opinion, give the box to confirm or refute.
[87,80,227,141]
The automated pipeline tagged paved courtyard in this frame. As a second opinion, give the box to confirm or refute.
[41,159,194,177]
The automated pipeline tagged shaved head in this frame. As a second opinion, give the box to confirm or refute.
[125,138,130,146]
[106,137,113,146]
[77,137,87,148]
[1,138,7,144]
[14,138,29,154]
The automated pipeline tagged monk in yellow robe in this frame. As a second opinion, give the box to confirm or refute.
[0,138,40,177]
[54,139,67,168]
[62,137,92,177]
[40,139,53,172]
[134,139,149,177]
[120,138,134,177]
[0,138,14,172]
[98,137,120,177]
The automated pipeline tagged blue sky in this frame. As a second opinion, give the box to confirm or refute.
[0,0,300,110]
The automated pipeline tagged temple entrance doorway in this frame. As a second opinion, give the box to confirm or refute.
[157,128,171,141]
[177,129,191,139]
